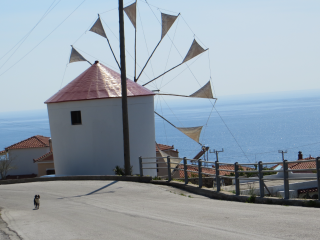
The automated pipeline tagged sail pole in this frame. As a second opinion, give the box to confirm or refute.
[119,0,131,175]
[134,0,137,82]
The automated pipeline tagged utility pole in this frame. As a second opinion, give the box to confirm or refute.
[278,150,287,161]
[210,148,224,162]
[119,0,131,175]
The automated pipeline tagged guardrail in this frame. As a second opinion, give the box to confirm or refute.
[139,156,320,200]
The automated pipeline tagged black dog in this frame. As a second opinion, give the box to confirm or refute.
[34,195,40,209]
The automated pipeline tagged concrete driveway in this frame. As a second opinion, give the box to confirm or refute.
[0,180,319,240]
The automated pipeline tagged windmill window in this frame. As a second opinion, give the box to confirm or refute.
[71,111,82,125]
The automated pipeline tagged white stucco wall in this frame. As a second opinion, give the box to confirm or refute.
[7,147,50,176]
[47,96,156,176]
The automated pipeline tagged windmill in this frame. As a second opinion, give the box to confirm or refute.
[67,0,216,171]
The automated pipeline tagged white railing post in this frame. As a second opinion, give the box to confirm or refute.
[316,157,320,201]
[167,156,171,182]
[215,160,220,192]
[235,162,240,196]
[183,157,188,184]
[198,160,202,188]
[283,160,289,199]
[139,156,143,177]
[258,161,264,197]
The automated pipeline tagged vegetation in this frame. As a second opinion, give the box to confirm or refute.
[0,154,16,180]
[113,165,133,176]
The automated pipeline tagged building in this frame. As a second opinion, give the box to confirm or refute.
[45,61,156,176]
[33,151,54,177]
[1,135,51,178]
[156,144,179,177]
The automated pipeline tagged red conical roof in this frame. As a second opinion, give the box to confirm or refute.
[45,62,154,103]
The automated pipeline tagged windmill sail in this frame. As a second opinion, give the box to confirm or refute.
[89,16,107,38]
[142,39,207,86]
[69,46,89,64]
[190,81,214,99]
[124,2,136,28]
[176,126,203,143]
[182,39,206,63]
[161,13,179,39]
[155,111,203,144]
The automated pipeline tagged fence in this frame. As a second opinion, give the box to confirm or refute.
[139,156,320,200]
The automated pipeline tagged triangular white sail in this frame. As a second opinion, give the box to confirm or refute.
[190,81,214,99]
[89,16,107,38]
[182,39,206,63]
[124,2,136,28]
[161,13,178,39]
[159,149,181,173]
[69,46,87,63]
[176,126,203,143]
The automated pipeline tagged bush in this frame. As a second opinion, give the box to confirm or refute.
[113,165,133,176]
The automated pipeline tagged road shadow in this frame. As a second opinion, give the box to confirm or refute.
[57,181,118,199]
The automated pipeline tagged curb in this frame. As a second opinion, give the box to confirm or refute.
[151,180,320,208]
[0,176,152,185]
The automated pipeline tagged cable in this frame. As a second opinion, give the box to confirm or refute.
[160,18,179,89]
[137,4,156,83]
[100,17,157,89]
[214,107,251,162]
[161,96,184,127]
[0,0,61,71]
[0,0,87,79]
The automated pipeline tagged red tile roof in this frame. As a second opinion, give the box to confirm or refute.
[45,62,155,104]
[5,135,50,150]
[0,150,6,155]
[272,157,316,172]
[33,151,53,163]
[176,164,254,178]
[156,144,175,152]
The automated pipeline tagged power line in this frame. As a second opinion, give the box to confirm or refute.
[0,0,87,79]
[0,0,61,69]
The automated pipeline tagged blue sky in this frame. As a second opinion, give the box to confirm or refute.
[0,0,319,112]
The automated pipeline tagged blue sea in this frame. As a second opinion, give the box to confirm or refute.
[1,90,320,164]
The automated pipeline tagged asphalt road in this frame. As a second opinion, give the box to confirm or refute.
[0,181,319,240]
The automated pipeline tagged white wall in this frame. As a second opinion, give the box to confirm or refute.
[47,96,156,176]
[7,147,50,176]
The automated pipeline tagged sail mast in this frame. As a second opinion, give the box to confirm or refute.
[119,0,131,175]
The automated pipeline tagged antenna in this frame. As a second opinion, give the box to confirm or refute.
[278,150,287,161]
[210,148,224,162]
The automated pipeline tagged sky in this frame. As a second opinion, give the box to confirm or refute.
[0,0,319,113]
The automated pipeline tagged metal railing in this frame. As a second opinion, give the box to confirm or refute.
[139,156,320,200]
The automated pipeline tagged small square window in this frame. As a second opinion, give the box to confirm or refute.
[71,111,82,125]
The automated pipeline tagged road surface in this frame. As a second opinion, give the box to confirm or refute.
[0,181,319,240]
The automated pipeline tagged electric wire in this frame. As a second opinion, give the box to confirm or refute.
[0,0,88,79]
[0,0,59,62]
[0,0,61,71]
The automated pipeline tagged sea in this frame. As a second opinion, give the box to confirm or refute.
[1,90,320,164]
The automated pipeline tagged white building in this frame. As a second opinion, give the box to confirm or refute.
[45,61,156,176]
[1,135,51,178]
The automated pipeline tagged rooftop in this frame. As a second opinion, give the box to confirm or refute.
[45,61,155,104]
[5,135,50,150]
[33,151,53,163]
